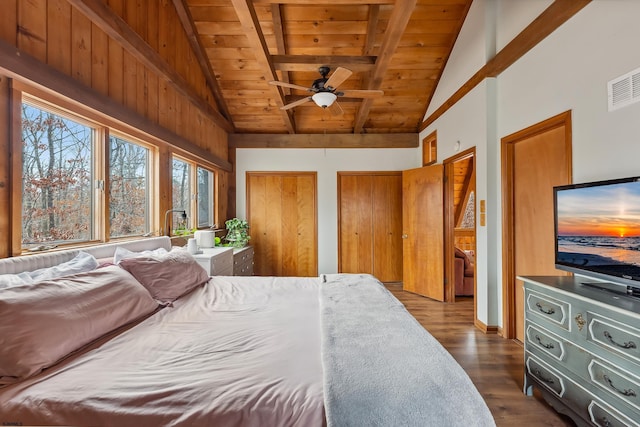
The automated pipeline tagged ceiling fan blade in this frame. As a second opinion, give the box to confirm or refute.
[269,81,311,92]
[280,96,312,110]
[324,67,353,90]
[328,101,344,116]
[340,89,384,98]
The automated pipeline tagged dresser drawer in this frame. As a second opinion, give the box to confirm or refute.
[588,359,640,412]
[526,324,566,361]
[526,290,571,331]
[527,354,640,426]
[588,313,640,366]
[526,355,566,397]
[588,400,640,427]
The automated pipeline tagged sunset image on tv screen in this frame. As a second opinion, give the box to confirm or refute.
[556,180,640,272]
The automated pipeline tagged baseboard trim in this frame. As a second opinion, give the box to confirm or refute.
[474,318,499,334]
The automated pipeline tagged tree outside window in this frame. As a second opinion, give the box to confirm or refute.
[21,103,93,247]
[172,158,191,233]
[109,136,149,237]
[197,167,215,228]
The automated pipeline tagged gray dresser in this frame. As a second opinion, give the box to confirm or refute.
[520,276,640,427]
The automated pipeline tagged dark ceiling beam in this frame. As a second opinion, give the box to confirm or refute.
[364,5,380,56]
[171,0,234,128]
[253,0,393,4]
[420,0,592,131]
[273,55,377,72]
[66,0,233,133]
[229,133,418,149]
[271,4,291,92]
[230,0,296,134]
[353,0,417,133]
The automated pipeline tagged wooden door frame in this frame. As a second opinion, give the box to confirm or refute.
[443,147,476,305]
[501,111,572,339]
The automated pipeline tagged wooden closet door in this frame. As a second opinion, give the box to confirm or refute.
[372,175,403,282]
[338,172,402,282]
[247,172,317,277]
[338,174,373,275]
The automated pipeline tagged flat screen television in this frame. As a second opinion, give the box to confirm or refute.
[554,176,640,296]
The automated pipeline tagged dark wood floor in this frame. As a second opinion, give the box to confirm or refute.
[386,284,576,427]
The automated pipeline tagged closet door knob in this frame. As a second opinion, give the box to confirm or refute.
[402,234,408,239]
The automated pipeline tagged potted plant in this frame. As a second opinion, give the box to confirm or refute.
[224,218,250,248]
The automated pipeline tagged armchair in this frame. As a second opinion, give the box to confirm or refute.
[454,247,474,296]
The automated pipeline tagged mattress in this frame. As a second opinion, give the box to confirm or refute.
[0,276,325,427]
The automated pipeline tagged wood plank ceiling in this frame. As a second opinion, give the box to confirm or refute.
[179,0,472,134]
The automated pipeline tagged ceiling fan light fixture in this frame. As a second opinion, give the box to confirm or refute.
[312,92,337,108]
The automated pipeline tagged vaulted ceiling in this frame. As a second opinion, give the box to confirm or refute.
[176,0,472,135]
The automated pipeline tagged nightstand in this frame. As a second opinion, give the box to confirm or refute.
[192,247,234,276]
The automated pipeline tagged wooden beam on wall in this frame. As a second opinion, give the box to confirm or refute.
[230,0,296,134]
[273,55,377,72]
[171,0,234,127]
[0,39,232,171]
[420,0,592,131]
[229,133,418,148]
[353,0,417,133]
[66,0,234,133]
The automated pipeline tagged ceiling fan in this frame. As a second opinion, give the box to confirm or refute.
[268,66,383,115]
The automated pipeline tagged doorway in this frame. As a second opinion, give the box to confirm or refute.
[444,148,476,309]
[501,111,572,341]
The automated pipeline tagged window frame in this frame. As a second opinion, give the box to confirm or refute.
[171,155,217,235]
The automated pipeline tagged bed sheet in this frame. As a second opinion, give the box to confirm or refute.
[0,276,325,427]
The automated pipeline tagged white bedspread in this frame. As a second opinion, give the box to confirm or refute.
[0,276,325,427]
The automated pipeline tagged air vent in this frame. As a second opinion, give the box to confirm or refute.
[608,66,640,111]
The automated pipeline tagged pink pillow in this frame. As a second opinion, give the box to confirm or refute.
[118,248,210,303]
[0,266,158,385]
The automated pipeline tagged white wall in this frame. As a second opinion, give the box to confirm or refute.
[235,148,419,274]
[422,0,640,327]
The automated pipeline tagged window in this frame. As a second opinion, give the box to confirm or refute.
[109,135,150,238]
[172,157,191,232]
[21,102,95,247]
[170,157,216,234]
[197,167,215,228]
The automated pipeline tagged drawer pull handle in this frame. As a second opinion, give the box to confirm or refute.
[535,302,555,315]
[598,417,611,427]
[533,368,555,385]
[603,374,637,397]
[534,334,555,349]
[603,331,637,349]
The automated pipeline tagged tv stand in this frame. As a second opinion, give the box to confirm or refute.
[518,276,640,426]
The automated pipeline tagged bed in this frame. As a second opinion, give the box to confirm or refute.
[0,237,495,426]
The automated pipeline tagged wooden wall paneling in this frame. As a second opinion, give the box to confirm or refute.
[91,23,109,96]
[71,7,93,86]
[0,75,10,258]
[107,35,124,104]
[372,174,402,282]
[18,0,47,62]
[146,0,159,124]
[47,0,72,75]
[0,1,17,45]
